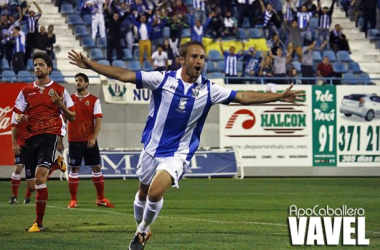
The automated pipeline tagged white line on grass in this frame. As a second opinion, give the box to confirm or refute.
[45,205,287,227]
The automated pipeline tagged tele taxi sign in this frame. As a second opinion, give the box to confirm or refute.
[288,205,369,246]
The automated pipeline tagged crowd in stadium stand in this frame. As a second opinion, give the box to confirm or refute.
[1,0,380,84]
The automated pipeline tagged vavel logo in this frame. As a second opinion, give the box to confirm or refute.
[288,205,369,246]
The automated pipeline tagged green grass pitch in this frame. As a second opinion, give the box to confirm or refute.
[0,178,379,249]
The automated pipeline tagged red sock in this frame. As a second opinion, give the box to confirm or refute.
[35,184,48,226]
[68,172,79,201]
[92,172,105,200]
[25,186,32,199]
[11,174,21,197]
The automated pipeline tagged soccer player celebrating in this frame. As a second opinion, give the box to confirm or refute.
[68,41,305,249]
[14,52,75,232]
[66,73,114,209]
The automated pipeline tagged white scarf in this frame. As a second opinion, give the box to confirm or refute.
[193,25,203,36]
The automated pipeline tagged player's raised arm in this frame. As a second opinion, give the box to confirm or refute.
[68,50,137,83]
[233,83,305,105]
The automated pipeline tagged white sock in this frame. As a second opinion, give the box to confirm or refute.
[137,198,163,233]
[133,191,146,225]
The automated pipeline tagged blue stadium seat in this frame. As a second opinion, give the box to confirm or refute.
[67,14,83,25]
[90,48,105,60]
[242,17,250,28]
[342,73,359,85]
[217,61,225,72]
[208,72,224,78]
[97,60,110,66]
[358,73,372,85]
[291,61,301,73]
[128,60,142,71]
[1,58,10,70]
[75,25,89,37]
[238,28,247,40]
[50,71,65,83]
[208,50,223,62]
[181,28,191,38]
[122,49,134,61]
[336,51,351,63]
[348,62,362,74]
[97,37,107,49]
[133,50,147,60]
[17,70,34,82]
[27,59,34,71]
[112,60,125,68]
[1,70,16,82]
[313,51,323,63]
[247,28,263,39]
[323,50,337,63]
[333,62,348,74]
[83,14,92,26]
[61,3,75,14]
[82,37,96,49]
[238,61,243,72]
[143,61,154,71]
[163,26,170,38]
[207,62,218,73]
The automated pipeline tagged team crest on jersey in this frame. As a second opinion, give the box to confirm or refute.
[48,89,55,96]
[176,97,187,113]
[85,100,90,106]
[191,87,200,97]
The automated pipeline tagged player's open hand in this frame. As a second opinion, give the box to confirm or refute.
[68,50,90,69]
[51,90,64,108]
[280,83,306,105]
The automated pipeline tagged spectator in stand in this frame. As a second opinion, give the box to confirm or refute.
[316,0,336,47]
[222,10,237,38]
[350,0,362,28]
[296,4,314,42]
[0,0,9,15]
[151,45,168,71]
[360,0,377,38]
[340,0,351,17]
[131,13,153,67]
[150,15,168,52]
[170,54,182,70]
[104,0,129,64]
[190,12,214,43]
[206,6,223,41]
[85,0,106,41]
[237,0,257,28]
[167,14,188,55]
[268,48,292,84]
[9,0,26,18]
[171,0,188,20]
[259,56,274,82]
[22,1,42,65]
[259,0,282,39]
[3,7,22,64]
[282,0,297,41]
[268,33,284,55]
[11,26,25,74]
[163,38,174,63]
[46,25,56,60]
[301,39,316,84]
[317,55,334,84]
[220,39,244,83]
[329,24,351,53]
[219,0,232,16]
[287,20,303,61]
[243,46,262,83]
[34,26,48,53]
[288,67,301,84]
[193,0,206,23]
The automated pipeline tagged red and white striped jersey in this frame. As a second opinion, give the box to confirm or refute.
[13,80,75,139]
[68,93,102,142]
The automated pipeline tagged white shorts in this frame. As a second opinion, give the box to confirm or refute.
[136,150,188,188]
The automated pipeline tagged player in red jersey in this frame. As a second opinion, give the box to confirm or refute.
[66,73,114,209]
[14,52,76,232]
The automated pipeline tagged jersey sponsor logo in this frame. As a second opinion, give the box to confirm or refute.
[225,109,256,129]
[176,97,187,113]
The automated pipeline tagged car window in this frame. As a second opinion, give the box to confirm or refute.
[370,96,380,103]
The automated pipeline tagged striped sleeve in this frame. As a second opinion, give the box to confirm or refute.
[136,71,166,90]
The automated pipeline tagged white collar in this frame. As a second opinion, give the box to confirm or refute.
[175,68,202,85]
[33,80,53,89]
[75,92,90,98]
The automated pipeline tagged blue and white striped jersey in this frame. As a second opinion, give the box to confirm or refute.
[136,68,237,161]
[193,0,205,11]
[223,52,241,76]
